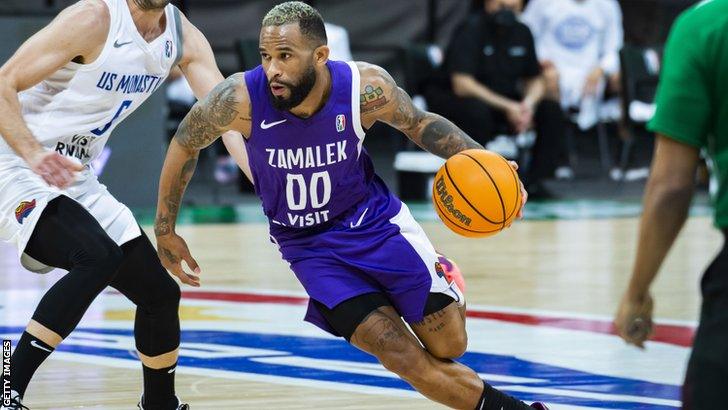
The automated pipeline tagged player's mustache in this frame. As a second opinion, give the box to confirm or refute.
[269,79,294,88]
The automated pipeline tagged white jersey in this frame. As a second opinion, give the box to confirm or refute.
[0,0,184,165]
[522,0,623,106]
[0,0,184,272]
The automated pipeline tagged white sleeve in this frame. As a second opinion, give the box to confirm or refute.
[599,0,624,75]
[521,0,546,40]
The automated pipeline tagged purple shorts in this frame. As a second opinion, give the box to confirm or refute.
[270,177,455,336]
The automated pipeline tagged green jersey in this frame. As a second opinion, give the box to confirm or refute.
[649,0,728,227]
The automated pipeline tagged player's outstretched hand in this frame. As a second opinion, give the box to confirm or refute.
[614,293,654,349]
[27,150,84,189]
[508,161,528,219]
[156,233,202,287]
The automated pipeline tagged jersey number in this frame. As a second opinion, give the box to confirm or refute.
[286,171,331,211]
[91,100,133,136]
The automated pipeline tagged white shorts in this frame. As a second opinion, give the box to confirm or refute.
[0,155,141,273]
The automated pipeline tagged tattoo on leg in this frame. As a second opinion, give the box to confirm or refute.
[354,311,407,351]
[413,310,447,333]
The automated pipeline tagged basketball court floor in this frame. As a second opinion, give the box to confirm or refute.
[0,203,719,409]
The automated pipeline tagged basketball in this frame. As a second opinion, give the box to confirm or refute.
[432,149,522,238]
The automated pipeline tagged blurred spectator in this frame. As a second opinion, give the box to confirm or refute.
[324,22,353,61]
[522,0,623,111]
[426,0,565,198]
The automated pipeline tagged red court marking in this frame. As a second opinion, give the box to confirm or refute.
[181,290,695,347]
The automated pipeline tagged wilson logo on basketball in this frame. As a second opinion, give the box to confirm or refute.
[15,199,37,224]
[434,177,472,226]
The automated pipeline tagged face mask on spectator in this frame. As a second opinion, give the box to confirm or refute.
[493,8,517,27]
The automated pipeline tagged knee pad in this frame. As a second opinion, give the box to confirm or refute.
[74,238,124,285]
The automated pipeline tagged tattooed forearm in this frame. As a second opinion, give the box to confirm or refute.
[363,69,482,159]
[419,114,483,159]
[175,73,244,150]
[154,154,199,236]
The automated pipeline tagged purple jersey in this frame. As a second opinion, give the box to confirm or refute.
[244,61,376,238]
[242,61,461,336]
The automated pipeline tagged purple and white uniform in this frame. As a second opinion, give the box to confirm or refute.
[244,60,461,335]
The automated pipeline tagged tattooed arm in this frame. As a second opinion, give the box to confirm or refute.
[357,62,483,159]
[357,62,527,217]
[154,72,250,286]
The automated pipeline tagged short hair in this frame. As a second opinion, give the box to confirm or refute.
[262,1,328,47]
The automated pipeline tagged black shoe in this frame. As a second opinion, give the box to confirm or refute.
[1,391,29,410]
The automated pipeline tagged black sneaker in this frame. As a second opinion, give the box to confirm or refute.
[1,391,29,410]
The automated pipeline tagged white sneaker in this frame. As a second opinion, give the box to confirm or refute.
[137,395,189,410]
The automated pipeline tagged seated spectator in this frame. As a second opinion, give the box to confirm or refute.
[522,0,623,111]
[426,0,565,198]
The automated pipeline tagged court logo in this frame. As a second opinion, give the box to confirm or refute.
[14,199,36,224]
[0,326,682,408]
[165,40,173,59]
[336,114,346,132]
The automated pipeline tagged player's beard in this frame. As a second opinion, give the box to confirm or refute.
[268,65,317,112]
[133,0,170,10]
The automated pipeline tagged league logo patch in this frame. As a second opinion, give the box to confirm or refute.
[165,40,173,58]
[434,261,445,278]
[15,199,37,224]
[336,114,346,132]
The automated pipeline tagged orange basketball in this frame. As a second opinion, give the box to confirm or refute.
[432,149,522,238]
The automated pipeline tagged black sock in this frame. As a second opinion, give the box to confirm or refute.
[10,332,55,398]
[475,380,530,410]
[142,363,177,409]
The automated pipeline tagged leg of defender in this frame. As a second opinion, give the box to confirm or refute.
[11,196,124,401]
[109,232,182,410]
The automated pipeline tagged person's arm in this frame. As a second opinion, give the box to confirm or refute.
[154,73,249,286]
[584,0,624,95]
[614,6,709,347]
[0,0,105,187]
[357,62,527,216]
[451,73,520,114]
[358,63,482,158]
[175,14,253,181]
[614,136,698,347]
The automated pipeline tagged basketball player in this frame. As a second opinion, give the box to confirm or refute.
[614,1,728,408]
[154,3,546,409]
[0,0,238,408]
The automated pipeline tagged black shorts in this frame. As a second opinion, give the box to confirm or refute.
[313,292,455,341]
